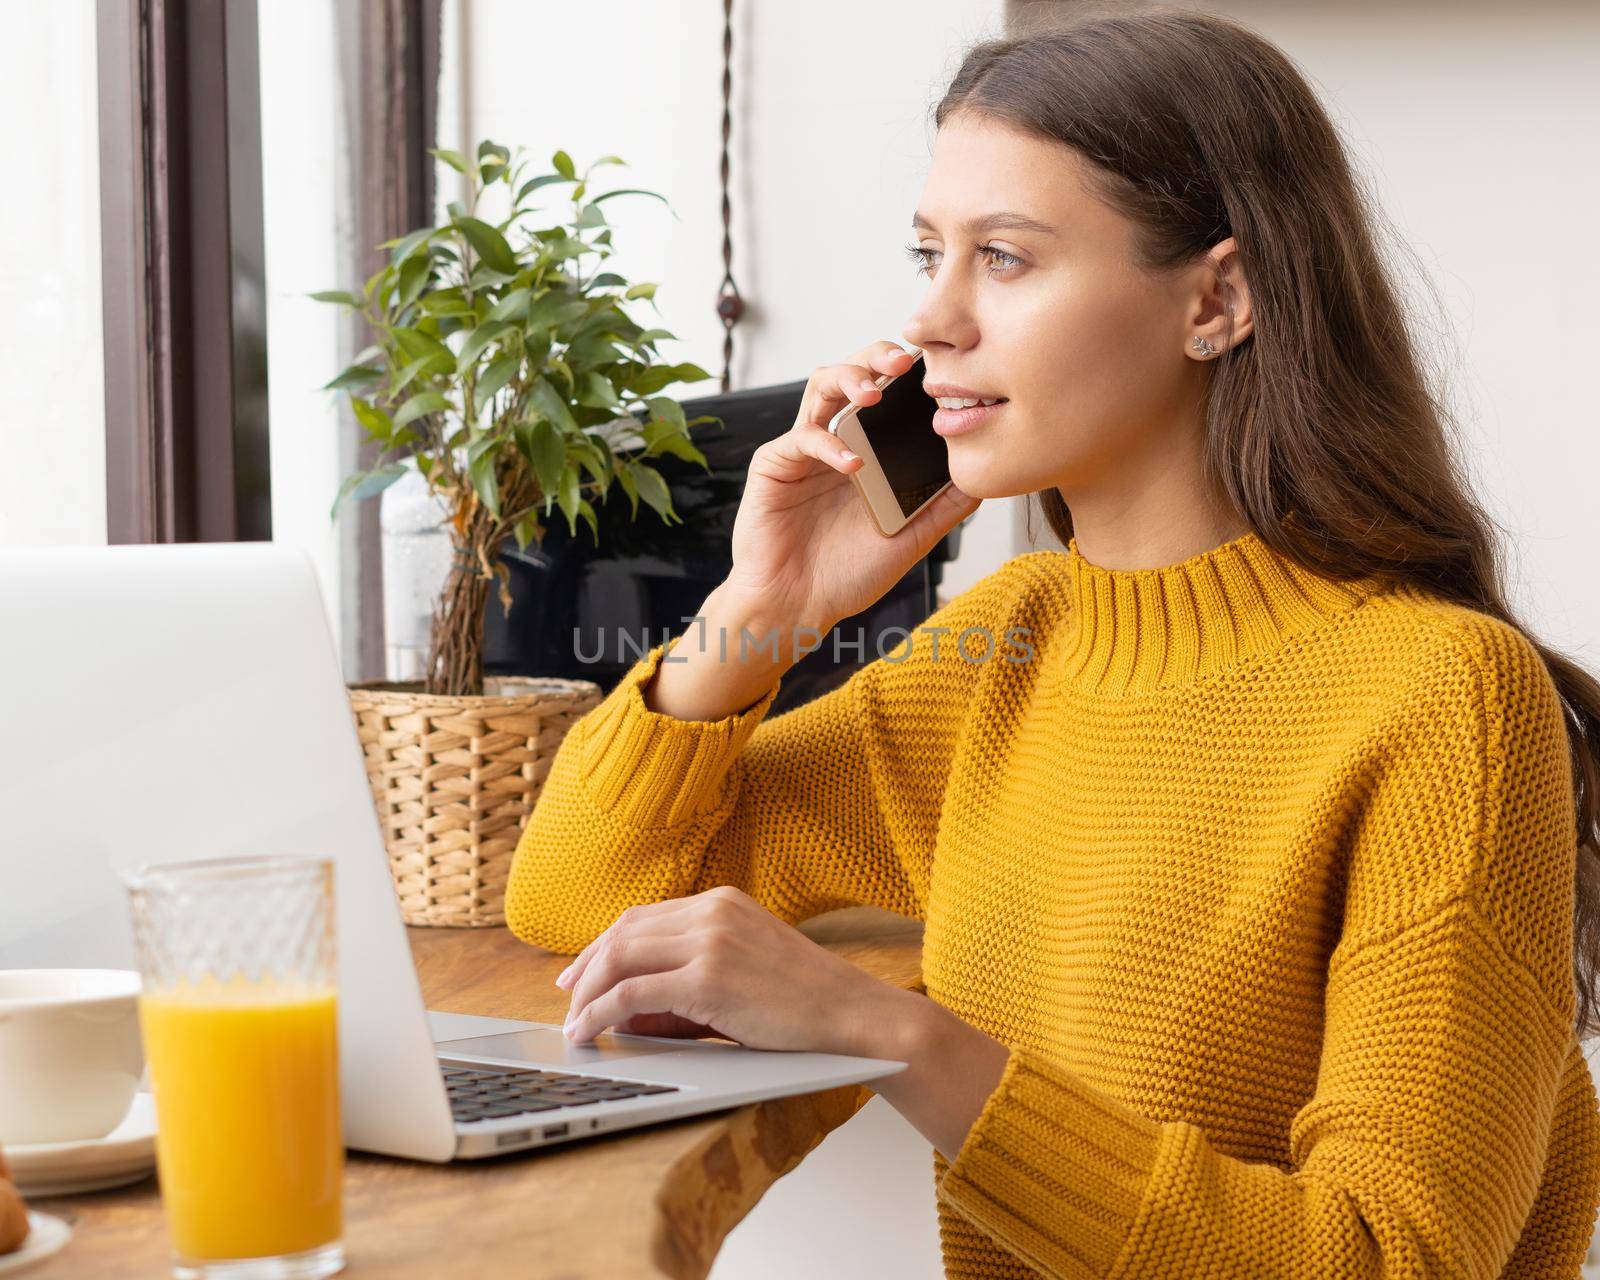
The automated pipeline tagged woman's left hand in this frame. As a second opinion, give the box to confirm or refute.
[554,885,903,1056]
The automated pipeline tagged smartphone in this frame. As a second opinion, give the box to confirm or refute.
[826,348,952,537]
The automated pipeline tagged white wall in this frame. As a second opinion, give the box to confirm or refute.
[259,0,348,655]
[0,0,105,548]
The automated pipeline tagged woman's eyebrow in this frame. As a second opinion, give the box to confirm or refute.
[910,211,1061,238]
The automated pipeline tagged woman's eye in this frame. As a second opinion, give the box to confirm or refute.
[981,246,1023,274]
[902,242,1022,277]
[904,242,939,276]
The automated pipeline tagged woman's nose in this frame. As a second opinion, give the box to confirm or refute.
[903,283,976,353]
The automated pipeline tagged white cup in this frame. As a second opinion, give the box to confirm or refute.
[0,968,144,1144]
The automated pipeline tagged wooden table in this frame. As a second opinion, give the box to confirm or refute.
[26,907,924,1278]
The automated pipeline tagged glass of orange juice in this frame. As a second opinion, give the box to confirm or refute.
[122,855,344,1279]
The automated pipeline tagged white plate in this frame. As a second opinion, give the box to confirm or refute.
[6,1093,156,1197]
[0,1212,73,1274]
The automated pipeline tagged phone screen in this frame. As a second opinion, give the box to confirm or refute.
[855,355,949,518]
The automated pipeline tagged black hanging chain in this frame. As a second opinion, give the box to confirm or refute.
[715,0,745,393]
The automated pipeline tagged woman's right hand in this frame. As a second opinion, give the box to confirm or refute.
[720,340,983,636]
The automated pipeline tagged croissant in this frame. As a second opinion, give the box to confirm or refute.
[0,1146,30,1254]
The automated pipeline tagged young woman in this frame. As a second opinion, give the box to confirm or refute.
[506,9,1600,1276]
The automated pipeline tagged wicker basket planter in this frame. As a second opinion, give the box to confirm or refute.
[347,676,602,927]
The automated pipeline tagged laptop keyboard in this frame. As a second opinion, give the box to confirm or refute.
[442,1064,681,1124]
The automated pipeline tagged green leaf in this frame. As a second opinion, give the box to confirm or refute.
[646,395,686,434]
[330,463,406,521]
[555,463,581,534]
[551,150,575,179]
[529,377,578,434]
[418,291,472,317]
[477,141,511,184]
[614,462,639,519]
[514,173,573,204]
[390,326,455,373]
[631,463,674,521]
[627,362,715,394]
[396,254,431,310]
[454,216,519,275]
[575,203,607,230]
[322,362,382,392]
[513,512,543,552]
[522,328,553,374]
[564,333,621,370]
[429,147,469,174]
[393,391,451,430]
[487,288,531,323]
[456,319,516,372]
[474,355,520,415]
[576,497,598,544]
[648,432,709,470]
[389,356,436,399]
[515,417,565,496]
[385,227,434,264]
[309,289,360,307]
[525,291,588,335]
[582,429,616,481]
[623,282,657,301]
[570,438,607,485]
[576,371,624,411]
[466,434,503,518]
[350,396,394,444]
[590,187,668,208]
[675,361,714,383]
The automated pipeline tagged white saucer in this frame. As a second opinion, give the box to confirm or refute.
[0,1212,73,1274]
[6,1093,157,1197]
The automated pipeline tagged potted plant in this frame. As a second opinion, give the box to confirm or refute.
[314,140,718,927]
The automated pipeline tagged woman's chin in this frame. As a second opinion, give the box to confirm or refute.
[947,452,1016,503]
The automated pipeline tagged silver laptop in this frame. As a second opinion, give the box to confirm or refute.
[0,542,906,1161]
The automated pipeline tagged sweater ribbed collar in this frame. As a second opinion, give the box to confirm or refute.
[1056,525,1390,695]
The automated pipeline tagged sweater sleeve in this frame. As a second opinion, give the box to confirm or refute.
[934,614,1587,1279]
[503,558,1037,953]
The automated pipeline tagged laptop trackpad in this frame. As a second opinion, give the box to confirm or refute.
[437,1027,713,1067]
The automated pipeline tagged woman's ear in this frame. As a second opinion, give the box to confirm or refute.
[1185,235,1254,360]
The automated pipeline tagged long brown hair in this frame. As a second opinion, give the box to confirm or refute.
[934,7,1600,1038]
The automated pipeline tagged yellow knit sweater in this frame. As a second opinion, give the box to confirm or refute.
[505,527,1600,1279]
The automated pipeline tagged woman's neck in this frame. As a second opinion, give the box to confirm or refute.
[1060,494,1253,573]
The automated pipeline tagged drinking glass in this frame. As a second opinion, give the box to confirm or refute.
[123,855,345,1279]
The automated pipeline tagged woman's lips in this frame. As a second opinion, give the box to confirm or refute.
[932,399,1006,436]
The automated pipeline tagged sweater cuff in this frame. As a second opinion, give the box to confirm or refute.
[577,639,782,829]
[936,1044,1165,1279]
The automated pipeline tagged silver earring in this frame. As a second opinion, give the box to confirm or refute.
[1191,335,1218,357]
